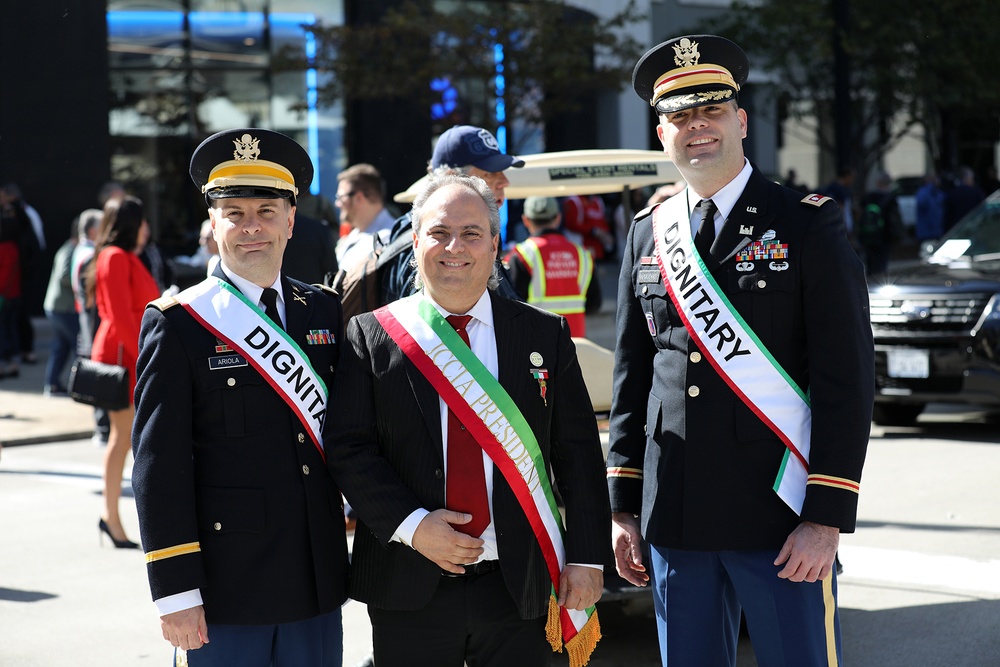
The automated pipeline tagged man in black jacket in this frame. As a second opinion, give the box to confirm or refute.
[607,35,874,666]
[132,128,348,666]
[326,173,611,666]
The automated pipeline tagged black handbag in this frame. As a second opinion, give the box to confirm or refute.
[67,357,130,411]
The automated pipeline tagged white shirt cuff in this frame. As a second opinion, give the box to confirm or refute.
[391,508,429,547]
[154,589,204,616]
[568,563,603,570]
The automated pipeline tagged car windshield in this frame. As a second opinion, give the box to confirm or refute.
[928,193,1000,262]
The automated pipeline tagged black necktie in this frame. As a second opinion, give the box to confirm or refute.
[694,198,718,259]
[260,287,283,330]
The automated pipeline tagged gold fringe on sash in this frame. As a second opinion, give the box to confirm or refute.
[546,594,562,651]
[545,595,602,667]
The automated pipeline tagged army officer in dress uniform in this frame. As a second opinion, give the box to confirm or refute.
[132,128,348,666]
[606,35,874,666]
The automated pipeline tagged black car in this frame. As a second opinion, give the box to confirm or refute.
[868,191,1000,425]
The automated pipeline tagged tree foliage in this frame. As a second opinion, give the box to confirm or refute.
[708,0,1000,175]
[276,0,646,152]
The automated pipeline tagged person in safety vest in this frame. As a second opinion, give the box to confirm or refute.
[504,196,601,337]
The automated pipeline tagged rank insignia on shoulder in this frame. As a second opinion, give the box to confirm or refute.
[633,203,658,221]
[801,193,832,207]
[151,295,179,311]
[307,329,335,345]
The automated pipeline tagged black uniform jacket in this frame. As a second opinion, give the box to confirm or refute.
[324,294,612,619]
[607,167,874,551]
[132,266,349,625]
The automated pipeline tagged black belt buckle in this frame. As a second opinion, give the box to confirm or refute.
[441,560,499,578]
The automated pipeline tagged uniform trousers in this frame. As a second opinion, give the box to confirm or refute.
[650,545,841,667]
[368,567,550,667]
[181,608,342,667]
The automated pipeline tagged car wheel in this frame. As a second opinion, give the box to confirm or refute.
[872,403,924,426]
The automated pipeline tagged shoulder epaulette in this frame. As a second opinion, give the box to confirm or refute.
[633,203,658,221]
[150,295,179,311]
[800,193,832,207]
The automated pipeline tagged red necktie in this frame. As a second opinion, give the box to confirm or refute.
[445,314,490,537]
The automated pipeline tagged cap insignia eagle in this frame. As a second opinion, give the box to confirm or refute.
[233,134,261,161]
[672,38,701,68]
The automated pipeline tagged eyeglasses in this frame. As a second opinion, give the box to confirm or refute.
[335,191,356,203]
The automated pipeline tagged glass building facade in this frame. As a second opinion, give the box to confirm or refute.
[106,1,345,249]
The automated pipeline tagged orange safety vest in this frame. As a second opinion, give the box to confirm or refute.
[513,233,593,337]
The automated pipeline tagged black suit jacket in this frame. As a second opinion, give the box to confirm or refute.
[132,267,349,624]
[325,293,611,619]
[608,167,874,551]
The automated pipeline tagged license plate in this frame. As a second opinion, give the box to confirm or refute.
[887,349,929,378]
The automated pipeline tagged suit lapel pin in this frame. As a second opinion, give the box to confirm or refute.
[739,224,753,235]
[530,368,549,406]
[530,352,543,367]
[293,292,307,306]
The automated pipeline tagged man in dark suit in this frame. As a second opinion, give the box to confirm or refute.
[132,128,348,666]
[607,36,873,666]
[325,173,611,667]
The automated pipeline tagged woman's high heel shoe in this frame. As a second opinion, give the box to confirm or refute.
[98,518,140,549]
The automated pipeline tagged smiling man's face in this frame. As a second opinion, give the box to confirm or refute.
[657,101,747,191]
[413,183,498,314]
[210,197,294,287]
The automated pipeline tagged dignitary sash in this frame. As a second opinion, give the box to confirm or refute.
[651,200,810,514]
[174,277,328,457]
[374,295,600,667]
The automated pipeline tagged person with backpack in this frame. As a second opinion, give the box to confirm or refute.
[378,125,525,310]
[858,171,902,276]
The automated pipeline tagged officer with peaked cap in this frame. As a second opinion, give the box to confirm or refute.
[607,36,874,665]
[132,128,349,666]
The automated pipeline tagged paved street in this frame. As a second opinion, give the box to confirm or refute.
[2,307,1000,666]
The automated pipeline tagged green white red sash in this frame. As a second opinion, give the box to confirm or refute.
[174,277,328,458]
[651,196,810,513]
[374,294,600,667]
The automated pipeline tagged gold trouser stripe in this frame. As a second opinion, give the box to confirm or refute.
[823,574,839,665]
[145,542,201,564]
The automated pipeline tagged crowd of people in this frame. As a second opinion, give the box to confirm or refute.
[4,27,1000,667]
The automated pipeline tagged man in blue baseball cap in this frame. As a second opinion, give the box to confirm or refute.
[378,125,525,306]
[429,125,524,207]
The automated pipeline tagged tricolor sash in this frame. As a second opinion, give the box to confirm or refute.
[651,197,810,514]
[374,295,600,667]
[174,278,328,457]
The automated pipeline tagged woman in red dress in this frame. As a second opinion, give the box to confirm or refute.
[87,197,160,548]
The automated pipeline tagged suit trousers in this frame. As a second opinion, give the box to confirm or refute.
[182,608,342,667]
[368,568,551,667]
[650,546,841,667]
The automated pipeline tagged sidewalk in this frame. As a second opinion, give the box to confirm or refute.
[0,317,98,448]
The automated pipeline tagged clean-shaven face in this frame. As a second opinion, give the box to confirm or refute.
[210,197,294,287]
[657,102,748,177]
[414,184,499,311]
